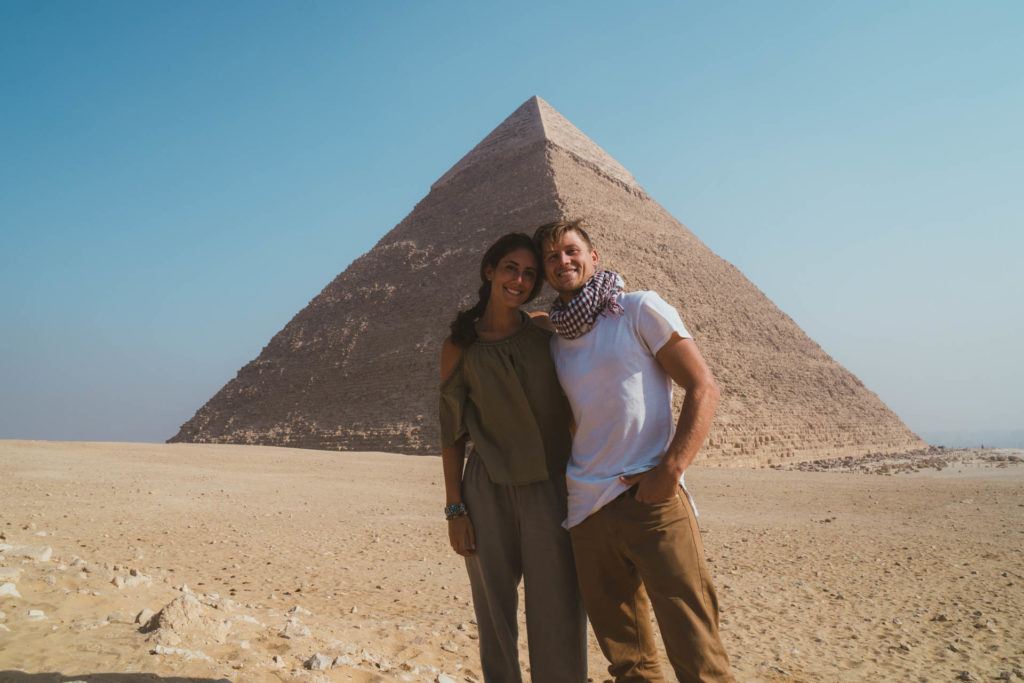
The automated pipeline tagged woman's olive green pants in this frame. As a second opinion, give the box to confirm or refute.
[462,455,588,683]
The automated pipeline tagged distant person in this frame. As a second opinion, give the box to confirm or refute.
[438,232,587,682]
[534,219,735,682]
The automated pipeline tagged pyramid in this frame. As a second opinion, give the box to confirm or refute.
[170,96,924,465]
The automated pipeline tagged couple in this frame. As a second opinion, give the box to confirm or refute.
[439,220,734,683]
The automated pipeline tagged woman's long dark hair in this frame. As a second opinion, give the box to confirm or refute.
[449,232,543,347]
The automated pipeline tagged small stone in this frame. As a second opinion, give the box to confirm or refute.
[5,545,52,562]
[956,672,977,682]
[278,618,311,639]
[350,606,358,614]
[440,641,458,653]
[437,675,457,683]
[0,583,21,599]
[113,572,152,589]
[150,644,213,661]
[288,605,312,616]
[0,624,10,632]
[304,653,334,670]
[135,608,156,626]
[0,568,22,584]
[26,609,46,620]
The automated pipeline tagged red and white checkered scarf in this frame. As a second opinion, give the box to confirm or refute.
[550,270,625,339]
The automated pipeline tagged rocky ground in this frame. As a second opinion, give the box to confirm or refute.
[775,446,1024,475]
[1,440,1022,682]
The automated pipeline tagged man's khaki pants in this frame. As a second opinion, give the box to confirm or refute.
[570,487,734,682]
[463,455,588,683]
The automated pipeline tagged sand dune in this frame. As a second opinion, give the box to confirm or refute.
[0,440,1021,682]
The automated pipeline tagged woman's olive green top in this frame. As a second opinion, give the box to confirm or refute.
[439,316,573,485]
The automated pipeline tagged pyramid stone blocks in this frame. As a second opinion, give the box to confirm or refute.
[171,96,924,464]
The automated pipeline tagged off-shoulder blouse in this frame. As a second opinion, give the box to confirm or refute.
[439,316,572,485]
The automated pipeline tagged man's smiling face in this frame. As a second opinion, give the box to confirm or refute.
[541,229,600,301]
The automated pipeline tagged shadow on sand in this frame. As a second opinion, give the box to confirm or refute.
[0,674,231,683]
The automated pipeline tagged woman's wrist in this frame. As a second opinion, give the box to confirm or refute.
[444,502,468,520]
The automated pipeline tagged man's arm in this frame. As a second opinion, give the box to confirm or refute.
[621,334,720,503]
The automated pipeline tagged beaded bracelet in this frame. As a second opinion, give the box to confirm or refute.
[445,502,468,520]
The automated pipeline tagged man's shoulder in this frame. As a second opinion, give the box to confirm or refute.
[619,290,669,314]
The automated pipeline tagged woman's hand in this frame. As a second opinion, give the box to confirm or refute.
[448,515,476,556]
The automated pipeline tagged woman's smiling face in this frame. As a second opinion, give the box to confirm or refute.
[485,247,539,308]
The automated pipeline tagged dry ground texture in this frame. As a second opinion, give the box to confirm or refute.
[0,440,1022,683]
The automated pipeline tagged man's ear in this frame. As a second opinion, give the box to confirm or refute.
[591,248,600,267]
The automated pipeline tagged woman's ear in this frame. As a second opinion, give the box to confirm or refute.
[483,265,494,282]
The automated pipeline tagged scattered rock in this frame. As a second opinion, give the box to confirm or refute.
[289,605,312,616]
[145,593,231,645]
[112,572,152,589]
[0,568,23,583]
[26,609,46,620]
[437,675,457,683]
[279,617,311,639]
[440,641,458,653]
[2,545,52,562]
[305,653,334,670]
[0,584,21,599]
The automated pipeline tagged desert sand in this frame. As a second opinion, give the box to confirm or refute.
[1,440,1021,682]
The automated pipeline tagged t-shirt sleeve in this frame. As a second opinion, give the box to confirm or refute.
[635,291,691,356]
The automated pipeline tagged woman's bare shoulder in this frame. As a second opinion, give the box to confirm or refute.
[528,310,555,333]
[440,336,464,382]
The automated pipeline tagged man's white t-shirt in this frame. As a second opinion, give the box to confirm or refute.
[551,291,693,529]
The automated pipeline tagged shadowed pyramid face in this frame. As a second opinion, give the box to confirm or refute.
[171,96,923,465]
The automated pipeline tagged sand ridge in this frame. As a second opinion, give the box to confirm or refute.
[1,440,1022,682]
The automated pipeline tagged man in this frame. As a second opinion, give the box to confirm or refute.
[533,219,734,683]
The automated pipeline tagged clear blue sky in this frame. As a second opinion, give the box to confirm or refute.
[1,1,1021,446]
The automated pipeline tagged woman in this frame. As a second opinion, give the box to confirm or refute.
[439,232,587,682]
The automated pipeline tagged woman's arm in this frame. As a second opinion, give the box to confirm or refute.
[441,437,475,555]
[440,338,475,555]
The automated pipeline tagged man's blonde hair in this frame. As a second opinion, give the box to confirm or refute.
[532,219,594,252]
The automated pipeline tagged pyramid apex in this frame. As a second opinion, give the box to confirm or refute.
[432,96,641,193]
